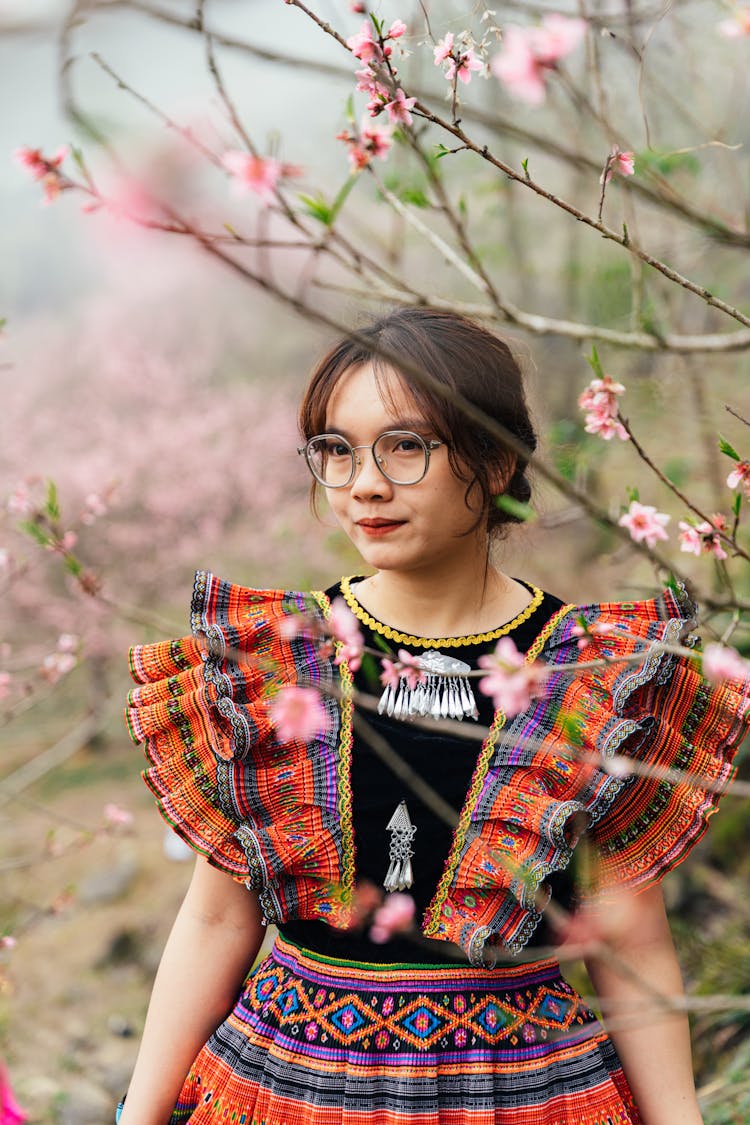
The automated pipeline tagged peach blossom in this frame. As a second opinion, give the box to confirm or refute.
[617,501,670,549]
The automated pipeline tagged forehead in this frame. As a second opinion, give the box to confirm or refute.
[324,361,424,427]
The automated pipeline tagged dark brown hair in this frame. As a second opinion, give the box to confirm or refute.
[298,306,536,537]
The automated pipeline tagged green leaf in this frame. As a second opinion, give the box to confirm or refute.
[493,494,536,522]
[521,157,529,177]
[64,555,83,577]
[45,479,60,521]
[369,13,384,36]
[434,143,452,160]
[586,345,605,380]
[0,318,6,332]
[298,192,334,226]
[719,434,741,462]
[370,632,395,658]
[457,194,468,219]
[329,175,357,223]
[359,652,382,689]
[19,519,50,548]
[70,146,87,175]
[344,94,355,125]
[625,485,640,504]
[636,148,700,177]
[733,491,742,518]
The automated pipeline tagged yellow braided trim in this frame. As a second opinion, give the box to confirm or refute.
[340,576,545,649]
[311,590,356,903]
[526,602,573,661]
[423,622,565,936]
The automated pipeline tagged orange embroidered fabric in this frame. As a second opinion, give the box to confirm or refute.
[126,573,749,963]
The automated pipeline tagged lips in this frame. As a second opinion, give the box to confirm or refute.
[356,518,406,536]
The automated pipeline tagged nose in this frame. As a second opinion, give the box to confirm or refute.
[349,447,393,498]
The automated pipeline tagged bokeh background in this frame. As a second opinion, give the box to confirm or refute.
[2,1,750,1121]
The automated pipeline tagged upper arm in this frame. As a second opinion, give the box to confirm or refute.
[182,855,266,938]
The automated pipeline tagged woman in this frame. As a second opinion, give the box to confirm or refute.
[121,308,746,1124]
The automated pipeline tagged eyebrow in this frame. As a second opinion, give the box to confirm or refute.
[323,417,434,438]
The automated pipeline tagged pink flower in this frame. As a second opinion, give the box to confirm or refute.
[446,48,484,85]
[579,374,628,442]
[0,672,11,701]
[222,152,300,204]
[369,892,416,943]
[0,1062,27,1124]
[726,459,750,498]
[618,501,670,549]
[387,19,407,40]
[477,637,547,717]
[434,33,454,64]
[350,0,366,11]
[718,7,750,36]
[103,802,134,828]
[328,598,365,670]
[384,88,417,126]
[57,633,79,653]
[491,16,586,105]
[678,519,728,561]
[269,685,329,744]
[338,120,393,171]
[0,935,17,951]
[601,145,635,184]
[347,20,382,63]
[0,549,9,572]
[703,643,750,685]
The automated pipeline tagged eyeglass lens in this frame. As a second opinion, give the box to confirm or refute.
[306,432,429,486]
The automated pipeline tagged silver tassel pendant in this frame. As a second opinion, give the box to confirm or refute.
[383,800,416,892]
[377,650,479,723]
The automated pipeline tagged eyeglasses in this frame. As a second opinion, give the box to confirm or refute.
[298,430,446,488]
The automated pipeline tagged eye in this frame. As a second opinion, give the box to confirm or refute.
[325,439,351,458]
[392,435,423,453]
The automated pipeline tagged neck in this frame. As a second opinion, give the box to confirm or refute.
[354,558,531,639]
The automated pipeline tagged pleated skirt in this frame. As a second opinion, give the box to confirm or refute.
[170,934,642,1124]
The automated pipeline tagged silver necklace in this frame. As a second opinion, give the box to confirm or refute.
[377,650,479,722]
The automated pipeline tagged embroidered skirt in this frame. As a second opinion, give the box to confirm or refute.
[171,935,641,1125]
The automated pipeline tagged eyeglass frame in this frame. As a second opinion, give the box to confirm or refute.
[298,429,446,488]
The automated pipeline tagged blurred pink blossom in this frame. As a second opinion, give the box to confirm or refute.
[395,649,427,690]
[81,492,108,525]
[0,1062,27,1124]
[678,518,728,561]
[13,145,71,206]
[0,672,11,701]
[578,374,628,441]
[57,633,79,653]
[387,19,407,39]
[40,650,77,683]
[6,484,34,517]
[103,802,134,828]
[0,549,10,571]
[446,48,483,85]
[477,637,547,716]
[369,892,416,943]
[718,7,750,35]
[726,459,750,499]
[618,501,670,549]
[0,936,16,951]
[328,598,365,670]
[337,120,393,172]
[270,685,329,744]
[703,643,750,684]
[570,621,615,651]
[379,658,401,692]
[603,754,633,779]
[221,152,301,204]
[384,88,417,125]
[491,16,586,105]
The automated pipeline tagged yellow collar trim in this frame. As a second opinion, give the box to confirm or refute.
[339,575,545,649]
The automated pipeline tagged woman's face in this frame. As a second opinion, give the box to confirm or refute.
[321,362,490,579]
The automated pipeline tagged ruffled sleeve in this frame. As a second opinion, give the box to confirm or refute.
[553,585,749,893]
[425,583,750,960]
[125,571,351,925]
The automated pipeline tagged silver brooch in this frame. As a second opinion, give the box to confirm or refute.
[377,650,479,722]
[384,800,416,891]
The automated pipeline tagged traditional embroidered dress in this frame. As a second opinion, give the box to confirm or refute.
[126,571,749,1125]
